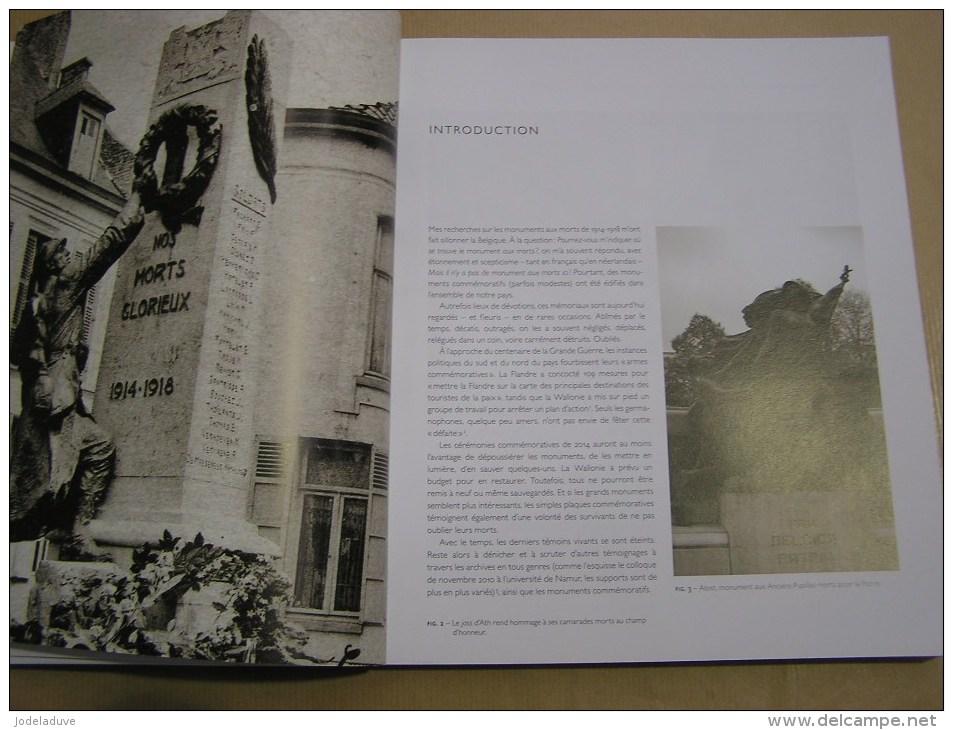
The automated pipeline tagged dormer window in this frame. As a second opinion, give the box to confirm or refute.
[79,113,99,138]
[33,56,114,181]
[69,107,104,179]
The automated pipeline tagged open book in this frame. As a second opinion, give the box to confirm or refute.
[9,10,941,667]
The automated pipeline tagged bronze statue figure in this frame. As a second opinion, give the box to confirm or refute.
[671,266,889,524]
[10,194,146,556]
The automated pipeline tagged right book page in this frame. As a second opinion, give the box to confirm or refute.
[387,37,941,665]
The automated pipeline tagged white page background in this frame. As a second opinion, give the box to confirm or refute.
[388,38,941,664]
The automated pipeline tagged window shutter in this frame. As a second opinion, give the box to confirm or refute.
[250,440,288,527]
[372,451,389,490]
[11,231,42,341]
[82,285,96,344]
[255,440,288,480]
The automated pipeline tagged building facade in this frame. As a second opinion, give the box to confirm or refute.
[247,106,396,661]
[10,12,132,413]
[10,12,395,664]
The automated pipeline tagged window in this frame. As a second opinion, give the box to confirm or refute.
[10,230,51,355]
[295,494,367,612]
[79,113,100,138]
[70,110,102,179]
[365,216,393,379]
[11,232,97,369]
[292,439,384,614]
[11,230,47,344]
[249,440,289,529]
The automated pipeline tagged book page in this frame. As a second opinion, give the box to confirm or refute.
[388,38,941,664]
[10,9,399,666]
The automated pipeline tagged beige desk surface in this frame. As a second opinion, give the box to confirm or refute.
[10,10,942,711]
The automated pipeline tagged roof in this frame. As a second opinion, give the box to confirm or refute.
[35,77,116,120]
[10,11,132,198]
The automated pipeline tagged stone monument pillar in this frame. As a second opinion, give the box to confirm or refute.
[92,11,289,553]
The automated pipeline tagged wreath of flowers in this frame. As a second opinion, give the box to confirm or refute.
[133,104,222,217]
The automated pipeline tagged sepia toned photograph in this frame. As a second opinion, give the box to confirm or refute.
[657,226,898,576]
[10,9,398,664]
[8,12,943,710]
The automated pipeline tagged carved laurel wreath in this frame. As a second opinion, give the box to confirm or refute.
[245,35,278,204]
[133,104,222,218]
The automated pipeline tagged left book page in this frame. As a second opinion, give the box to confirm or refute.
[9,10,399,666]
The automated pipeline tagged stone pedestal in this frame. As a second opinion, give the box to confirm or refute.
[10,539,54,624]
[672,525,730,576]
[720,491,898,574]
[93,11,290,553]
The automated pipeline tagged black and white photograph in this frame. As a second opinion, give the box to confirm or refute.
[10,9,399,665]
[7,8,943,716]
[658,226,898,576]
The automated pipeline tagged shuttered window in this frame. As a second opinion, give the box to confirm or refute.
[293,440,387,614]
